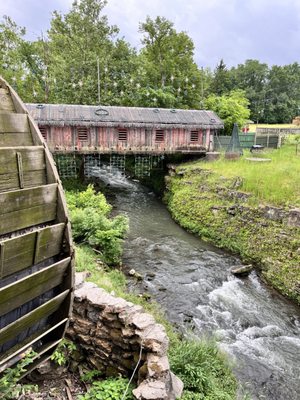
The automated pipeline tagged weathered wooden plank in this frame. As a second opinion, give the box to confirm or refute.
[19,350,55,379]
[0,147,45,175]
[36,223,65,263]
[1,223,65,277]
[0,290,69,346]
[0,132,34,147]
[28,118,44,146]
[0,183,57,214]
[9,88,28,114]
[0,318,68,368]
[0,113,30,133]
[0,90,15,112]
[0,203,57,235]
[0,257,70,316]
[0,170,47,193]
[26,339,62,369]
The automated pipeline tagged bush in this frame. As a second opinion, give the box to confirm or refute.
[66,185,128,265]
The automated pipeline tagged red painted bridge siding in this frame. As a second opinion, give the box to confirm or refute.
[41,125,210,153]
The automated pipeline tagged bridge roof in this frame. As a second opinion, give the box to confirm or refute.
[26,104,223,130]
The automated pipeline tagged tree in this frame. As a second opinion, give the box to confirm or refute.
[46,0,119,104]
[137,16,202,108]
[263,63,300,123]
[209,59,232,96]
[45,0,138,105]
[205,89,250,134]
[0,16,28,98]
[230,59,269,122]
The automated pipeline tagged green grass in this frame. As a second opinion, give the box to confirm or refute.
[179,144,300,207]
[169,339,237,400]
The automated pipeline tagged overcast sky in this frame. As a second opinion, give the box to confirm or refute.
[1,0,300,69]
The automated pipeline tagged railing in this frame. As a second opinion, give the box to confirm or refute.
[256,127,300,135]
[214,133,280,150]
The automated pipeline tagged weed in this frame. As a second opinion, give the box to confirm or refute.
[77,377,134,400]
[0,351,38,399]
[50,339,77,366]
[169,339,236,399]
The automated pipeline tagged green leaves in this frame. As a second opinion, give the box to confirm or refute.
[78,377,134,400]
[0,351,38,399]
[205,90,250,134]
[67,185,111,214]
[169,339,236,399]
[50,339,77,366]
[138,16,202,109]
[66,185,128,265]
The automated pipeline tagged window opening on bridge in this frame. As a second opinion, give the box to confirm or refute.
[77,127,88,141]
[39,126,48,141]
[190,130,199,142]
[118,129,127,141]
[155,129,164,142]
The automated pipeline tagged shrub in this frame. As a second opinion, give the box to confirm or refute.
[66,185,128,265]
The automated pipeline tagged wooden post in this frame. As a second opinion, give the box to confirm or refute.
[33,230,41,265]
[16,152,24,189]
[0,242,4,279]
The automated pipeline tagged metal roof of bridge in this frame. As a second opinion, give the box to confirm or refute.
[26,103,223,129]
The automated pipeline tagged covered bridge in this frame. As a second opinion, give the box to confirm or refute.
[26,104,223,154]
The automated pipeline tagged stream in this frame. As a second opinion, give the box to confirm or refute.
[92,166,300,400]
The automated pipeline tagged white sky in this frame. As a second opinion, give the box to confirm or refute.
[1,0,300,69]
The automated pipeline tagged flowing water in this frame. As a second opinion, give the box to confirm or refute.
[92,166,300,400]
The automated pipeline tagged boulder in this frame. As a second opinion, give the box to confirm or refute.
[231,264,253,277]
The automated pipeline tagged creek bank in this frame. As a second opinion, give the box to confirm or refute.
[165,164,300,304]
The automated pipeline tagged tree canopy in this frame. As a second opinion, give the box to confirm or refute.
[205,90,250,134]
[0,0,299,126]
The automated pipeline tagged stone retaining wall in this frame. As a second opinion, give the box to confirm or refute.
[67,276,183,400]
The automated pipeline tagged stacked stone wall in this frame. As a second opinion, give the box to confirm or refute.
[67,277,183,400]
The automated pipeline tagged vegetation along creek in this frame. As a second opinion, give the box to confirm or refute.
[91,165,300,400]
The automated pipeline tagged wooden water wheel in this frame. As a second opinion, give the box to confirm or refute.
[0,77,74,376]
